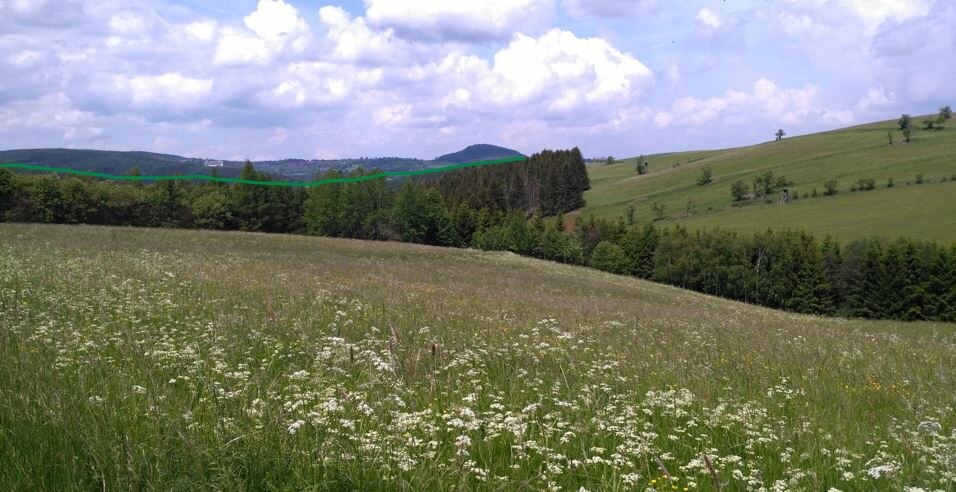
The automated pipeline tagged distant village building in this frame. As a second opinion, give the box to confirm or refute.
[204,160,224,168]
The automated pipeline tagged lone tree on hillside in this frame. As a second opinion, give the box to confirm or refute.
[898,114,912,131]
[635,155,648,174]
[936,105,952,128]
[902,124,914,142]
[697,167,713,185]
[775,129,785,141]
[730,180,749,202]
[606,156,616,166]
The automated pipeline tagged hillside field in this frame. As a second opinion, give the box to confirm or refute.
[1,223,954,490]
[577,117,956,243]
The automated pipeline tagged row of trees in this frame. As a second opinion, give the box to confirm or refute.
[0,163,307,233]
[2,154,953,321]
[488,216,955,321]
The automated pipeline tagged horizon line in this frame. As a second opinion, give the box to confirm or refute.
[0,156,529,187]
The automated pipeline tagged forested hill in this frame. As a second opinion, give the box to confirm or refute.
[0,144,526,179]
[0,148,235,177]
[434,144,526,163]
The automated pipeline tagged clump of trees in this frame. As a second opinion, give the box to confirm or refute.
[635,155,649,175]
[433,148,589,217]
[896,106,951,141]
[697,167,713,186]
[728,171,792,203]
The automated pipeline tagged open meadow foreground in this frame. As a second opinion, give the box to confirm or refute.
[1,223,953,490]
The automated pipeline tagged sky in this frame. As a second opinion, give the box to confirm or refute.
[1,0,953,161]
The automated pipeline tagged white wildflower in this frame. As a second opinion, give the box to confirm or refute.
[866,463,897,479]
[289,369,310,380]
[287,419,306,434]
[916,421,941,435]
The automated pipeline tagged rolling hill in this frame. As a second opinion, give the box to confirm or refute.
[575,116,956,242]
[0,144,525,180]
[1,223,953,489]
[434,143,526,163]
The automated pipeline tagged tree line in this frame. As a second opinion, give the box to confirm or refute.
[1,149,953,322]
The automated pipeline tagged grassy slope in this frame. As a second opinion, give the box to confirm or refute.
[1,224,953,490]
[577,117,956,242]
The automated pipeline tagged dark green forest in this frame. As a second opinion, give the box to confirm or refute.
[1,148,953,322]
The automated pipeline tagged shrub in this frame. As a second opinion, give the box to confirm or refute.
[823,180,838,196]
[730,180,749,202]
[589,240,628,274]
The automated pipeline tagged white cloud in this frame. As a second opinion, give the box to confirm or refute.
[185,20,218,42]
[214,0,310,65]
[696,8,722,30]
[373,104,412,126]
[364,0,554,42]
[475,29,652,109]
[655,78,845,128]
[318,6,407,64]
[837,0,932,30]
[214,27,271,65]
[113,73,214,111]
[855,87,896,112]
[109,12,146,34]
[243,0,309,44]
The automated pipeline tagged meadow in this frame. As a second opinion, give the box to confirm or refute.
[1,223,954,490]
[578,117,956,242]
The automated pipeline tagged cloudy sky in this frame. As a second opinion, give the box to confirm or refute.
[1,0,952,160]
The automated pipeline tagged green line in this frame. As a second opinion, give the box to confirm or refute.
[0,156,528,187]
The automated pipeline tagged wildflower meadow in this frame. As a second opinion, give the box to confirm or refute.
[0,223,953,490]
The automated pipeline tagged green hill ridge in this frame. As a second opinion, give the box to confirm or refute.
[577,116,956,242]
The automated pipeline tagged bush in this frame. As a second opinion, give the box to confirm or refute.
[916,174,924,184]
[887,178,894,188]
[697,168,713,186]
[823,180,838,196]
[730,180,749,202]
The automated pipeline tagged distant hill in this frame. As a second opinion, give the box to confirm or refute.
[576,115,956,242]
[0,144,526,180]
[0,148,239,176]
[434,144,525,164]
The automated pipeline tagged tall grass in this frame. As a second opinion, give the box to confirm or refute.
[1,223,953,490]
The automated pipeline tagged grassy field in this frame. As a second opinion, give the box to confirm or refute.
[1,223,954,490]
[576,117,956,242]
